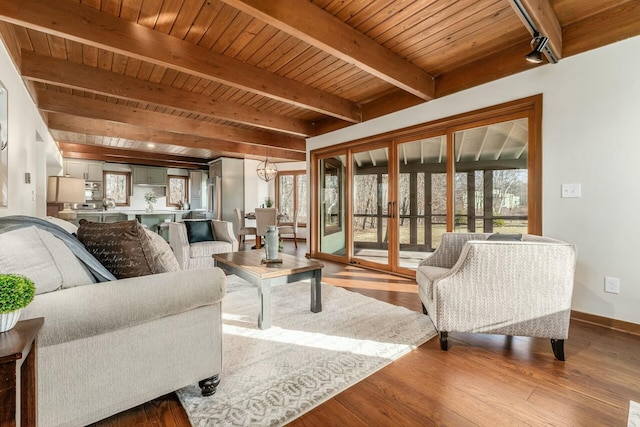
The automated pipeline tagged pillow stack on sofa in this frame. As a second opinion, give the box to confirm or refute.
[77,219,179,278]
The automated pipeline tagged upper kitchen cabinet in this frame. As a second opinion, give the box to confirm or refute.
[64,160,104,181]
[133,166,167,185]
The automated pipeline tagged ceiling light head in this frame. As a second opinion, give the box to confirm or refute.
[525,32,549,64]
[256,156,278,182]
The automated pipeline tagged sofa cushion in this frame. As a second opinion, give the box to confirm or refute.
[144,228,180,272]
[0,226,95,294]
[189,240,233,258]
[77,219,170,279]
[184,220,215,243]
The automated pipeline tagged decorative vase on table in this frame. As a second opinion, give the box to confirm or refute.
[265,225,279,260]
[146,203,154,213]
[0,274,35,333]
[0,309,21,333]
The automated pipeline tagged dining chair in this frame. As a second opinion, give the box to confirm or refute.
[277,210,299,249]
[233,208,257,245]
[254,208,278,249]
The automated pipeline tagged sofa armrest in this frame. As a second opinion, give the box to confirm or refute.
[21,267,227,347]
[212,220,238,251]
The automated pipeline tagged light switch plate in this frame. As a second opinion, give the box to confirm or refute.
[561,183,581,198]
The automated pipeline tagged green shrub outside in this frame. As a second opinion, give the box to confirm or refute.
[0,274,36,313]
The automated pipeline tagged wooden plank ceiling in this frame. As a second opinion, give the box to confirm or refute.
[0,0,638,169]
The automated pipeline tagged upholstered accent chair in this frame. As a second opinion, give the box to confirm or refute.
[277,210,299,248]
[168,219,238,269]
[233,208,257,245]
[255,207,277,238]
[417,232,577,360]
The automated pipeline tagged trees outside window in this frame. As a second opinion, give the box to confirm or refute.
[168,176,188,207]
[103,172,130,206]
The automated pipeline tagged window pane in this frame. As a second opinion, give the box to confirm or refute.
[168,176,188,206]
[296,174,307,224]
[453,118,528,234]
[104,173,129,205]
[278,175,294,218]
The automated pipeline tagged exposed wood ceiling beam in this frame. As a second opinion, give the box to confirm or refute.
[21,51,314,137]
[47,113,306,162]
[0,0,362,122]
[508,0,562,61]
[562,1,640,57]
[221,0,434,101]
[36,89,306,152]
[58,142,209,169]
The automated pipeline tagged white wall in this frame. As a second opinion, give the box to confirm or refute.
[0,40,61,217]
[308,36,640,325]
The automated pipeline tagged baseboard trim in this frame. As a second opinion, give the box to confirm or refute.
[571,310,640,336]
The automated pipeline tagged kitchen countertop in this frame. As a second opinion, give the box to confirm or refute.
[76,210,193,214]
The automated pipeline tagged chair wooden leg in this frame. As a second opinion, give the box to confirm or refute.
[550,339,565,361]
[293,233,297,249]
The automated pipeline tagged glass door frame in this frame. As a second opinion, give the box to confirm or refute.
[310,95,542,278]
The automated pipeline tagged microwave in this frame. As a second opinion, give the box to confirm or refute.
[84,181,103,200]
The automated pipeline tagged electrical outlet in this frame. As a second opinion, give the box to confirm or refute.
[604,276,620,294]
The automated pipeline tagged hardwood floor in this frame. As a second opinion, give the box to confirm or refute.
[91,240,640,426]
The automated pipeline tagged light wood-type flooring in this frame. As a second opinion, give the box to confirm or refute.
[91,240,640,426]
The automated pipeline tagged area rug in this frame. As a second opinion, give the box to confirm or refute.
[176,275,437,426]
[630,401,640,427]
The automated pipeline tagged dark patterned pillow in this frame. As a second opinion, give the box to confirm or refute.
[184,220,215,243]
[77,219,169,279]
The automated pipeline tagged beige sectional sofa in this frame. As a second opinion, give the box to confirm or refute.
[0,216,226,426]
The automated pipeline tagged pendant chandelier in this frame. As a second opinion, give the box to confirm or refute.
[256,152,278,182]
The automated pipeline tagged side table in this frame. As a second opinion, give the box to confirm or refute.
[0,317,44,427]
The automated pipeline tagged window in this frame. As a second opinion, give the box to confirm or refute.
[167,175,189,207]
[276,171,307,225]
[103,171,131,206]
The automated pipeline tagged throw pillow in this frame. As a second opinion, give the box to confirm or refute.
[77,219,169,279]
[487,233,523,241]
[184,220,215,243]
[0,226,96,294]
[144,228,180,272]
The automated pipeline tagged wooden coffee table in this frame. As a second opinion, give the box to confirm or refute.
[212,251,323,329]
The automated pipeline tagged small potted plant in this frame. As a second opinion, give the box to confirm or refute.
[0,274,36,332]
[265,196,274,208]
[144,191,157,213]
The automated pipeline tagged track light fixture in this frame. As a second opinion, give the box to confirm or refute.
[526,32,549,64]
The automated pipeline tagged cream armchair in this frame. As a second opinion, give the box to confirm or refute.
[417,232,577,360]
[169,220,238,269]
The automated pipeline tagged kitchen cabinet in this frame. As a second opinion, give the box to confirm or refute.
[64,160,103,181]
[133,166,167,185]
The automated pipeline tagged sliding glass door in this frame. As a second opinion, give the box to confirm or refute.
[311,96,541,278]
[396,135,447,272]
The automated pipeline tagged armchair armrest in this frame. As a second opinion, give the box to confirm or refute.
[212,220,239,251]
[419,232,489,268]
[22,267,227,347]
[168,222,191,269]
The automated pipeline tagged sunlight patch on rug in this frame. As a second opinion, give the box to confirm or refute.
[177,276,436,427]
[630,400,640,427]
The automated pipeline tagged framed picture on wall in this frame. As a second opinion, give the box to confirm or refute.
[0,80,7,207]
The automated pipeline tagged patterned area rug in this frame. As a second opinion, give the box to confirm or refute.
[630,401,640,427]
[177,275,437,426]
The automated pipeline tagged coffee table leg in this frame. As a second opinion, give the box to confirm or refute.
[311,269,322,313]
[258,280,271,329]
